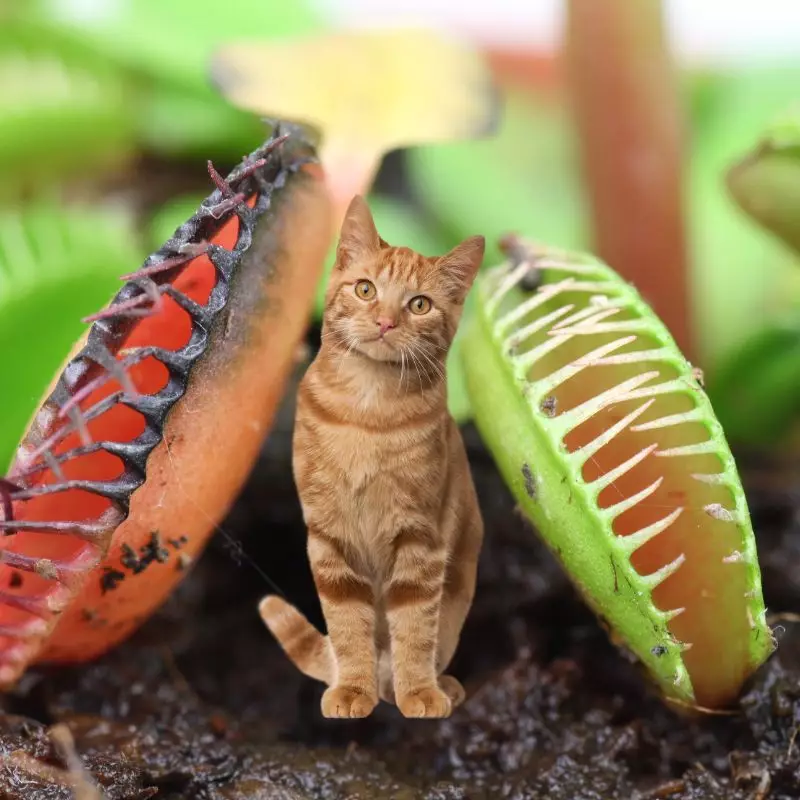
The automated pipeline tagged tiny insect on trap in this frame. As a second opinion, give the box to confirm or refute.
[462,235,774,709]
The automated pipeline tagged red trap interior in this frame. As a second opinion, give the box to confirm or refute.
[0,207,247,671]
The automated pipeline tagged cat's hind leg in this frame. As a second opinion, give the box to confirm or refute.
[435,516,482,710]
[438,674,466,707]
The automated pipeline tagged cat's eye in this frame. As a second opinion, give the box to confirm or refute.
[354,280,376,300]
[408,295,432,315]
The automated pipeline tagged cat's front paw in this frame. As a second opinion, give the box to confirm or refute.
[397,685,452,718]
[321,686,377,719]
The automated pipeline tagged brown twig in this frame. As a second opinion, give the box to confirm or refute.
[0,725,102,799]
[48,724,103,800]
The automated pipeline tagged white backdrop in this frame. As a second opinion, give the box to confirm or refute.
[315,0,800,63]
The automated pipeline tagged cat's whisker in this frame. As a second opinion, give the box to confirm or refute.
[425,341,449,353]
[337,336,359,383]
[406,346,431,388]
[426,359,446,387]
[324,325,359,382]
[409,343,445,388]
[322,326,357,355]
[417,341,446,371]
[396,350,403,392]
[406,347,425,392]
[399,350,409,396]
[419,345,449,380]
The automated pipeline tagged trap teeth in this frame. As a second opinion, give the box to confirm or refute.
[0,130,332,684]
[462,237,773,708]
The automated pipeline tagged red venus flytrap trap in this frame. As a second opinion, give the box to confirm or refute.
[0,127,331,684]
[462,236,774,709]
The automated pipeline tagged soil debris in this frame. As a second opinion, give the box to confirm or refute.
[121,532,171,575]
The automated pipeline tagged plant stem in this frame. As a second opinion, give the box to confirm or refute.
[565,0,691,356]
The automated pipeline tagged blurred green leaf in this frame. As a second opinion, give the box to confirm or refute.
[406,91,587,266]
[19,0,320,89]
[688,67,800,371]
[445,342,471,424]
[15,0,320,157]
[138,83,267,159]
[726,106,800,256]
[709,319,800,447]
[0,21,137,197]
[682,68,730,132]
[0,205,141,472]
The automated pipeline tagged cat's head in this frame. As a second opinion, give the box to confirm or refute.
[323,195,485,365]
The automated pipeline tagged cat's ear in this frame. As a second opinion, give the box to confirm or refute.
[437,236,485,300]
[336,195,381,268]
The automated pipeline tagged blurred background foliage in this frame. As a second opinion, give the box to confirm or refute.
[1,0,800,471]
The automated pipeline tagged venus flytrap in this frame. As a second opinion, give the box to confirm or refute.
[462,236,774,708]
[0,132,331,686]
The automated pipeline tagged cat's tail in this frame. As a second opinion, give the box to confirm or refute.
[259,595,334,684]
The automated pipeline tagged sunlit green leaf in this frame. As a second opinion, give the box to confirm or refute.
[19,0,320,90]
[15,0,319,157]
[138,84,267,159]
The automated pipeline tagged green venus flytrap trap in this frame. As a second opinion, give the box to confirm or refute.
[462,236,774,709]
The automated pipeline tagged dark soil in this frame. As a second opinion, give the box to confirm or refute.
[2,357,800,800]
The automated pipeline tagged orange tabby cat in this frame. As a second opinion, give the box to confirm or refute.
[260,196,485,719]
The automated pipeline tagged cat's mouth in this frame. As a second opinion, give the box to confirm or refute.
[354,336,402,364]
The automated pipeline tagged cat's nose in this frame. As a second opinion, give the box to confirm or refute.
[376,317,396,337]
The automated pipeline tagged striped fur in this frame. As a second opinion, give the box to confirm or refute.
[260,196,484,719]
